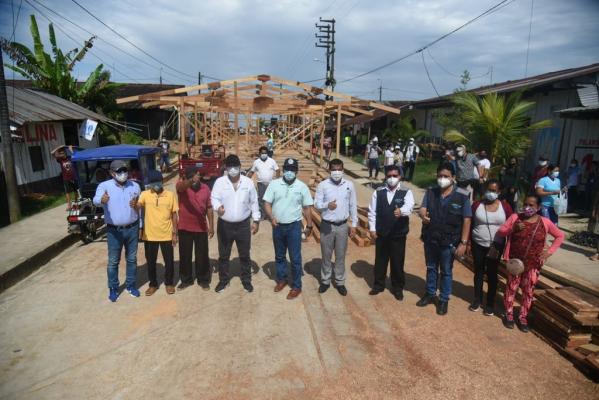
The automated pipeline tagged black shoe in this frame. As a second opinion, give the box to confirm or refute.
[483,306,495,316]
[468,302,481,312]
[502,316,515,329]
[517,321,530,333]
[319,284,330,293]
[369,289,383,295]
[436,301,448,315]
[177,282,192,291]
[393,290,404,301]
[416,294,436,307]
[197,281,210,291]
[215,281,229,293]
[242,281,254,293]
[336,285,347,296]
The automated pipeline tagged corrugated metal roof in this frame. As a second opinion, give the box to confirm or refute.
[6,86,115,126]
[577,84,599,107]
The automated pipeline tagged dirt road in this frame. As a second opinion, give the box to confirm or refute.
[1,176,597,399]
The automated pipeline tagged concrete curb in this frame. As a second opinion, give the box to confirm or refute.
[0,233,79,293]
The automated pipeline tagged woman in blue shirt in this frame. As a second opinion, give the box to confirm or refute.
[535,164,563,225]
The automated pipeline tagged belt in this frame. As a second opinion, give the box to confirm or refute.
[323,220,347,226]
[107,221,139,229]
[220,217,250,224]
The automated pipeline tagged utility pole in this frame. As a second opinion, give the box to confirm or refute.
[159,67,163,85]
[315,18,336,99]
[0,51,21,222]
[378,80,383,102]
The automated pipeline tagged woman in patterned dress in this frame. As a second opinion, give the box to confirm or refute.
[496,194,565,332]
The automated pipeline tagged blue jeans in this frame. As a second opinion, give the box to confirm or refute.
[273,221,303,289]
[541,205,558,225]
[106,222,139,289]
[423,242,455,302]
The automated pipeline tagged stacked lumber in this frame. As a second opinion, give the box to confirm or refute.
[529,287,599,374]
[305,169,373,247]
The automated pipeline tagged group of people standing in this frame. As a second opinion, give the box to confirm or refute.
[365,136,420,182]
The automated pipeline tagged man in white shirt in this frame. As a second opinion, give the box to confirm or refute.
[314,159,358,296]
[211,154,260,293]
[403,138,420,182]
[365,140,382,179]
[368,165,415,300]
[474,150,491,196]
[247,146,280,220]
[384,145,395,167]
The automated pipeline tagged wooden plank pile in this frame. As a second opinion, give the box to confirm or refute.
[304,169,373,247]
[529,287,599,374]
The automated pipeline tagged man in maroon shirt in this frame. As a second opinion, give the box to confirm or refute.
[53,145,78,210]
[176,166,214,290]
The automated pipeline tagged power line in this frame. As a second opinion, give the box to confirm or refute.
[69,0,212,82]
[338,0,513,84]
[9,0,23,42]
[524,0,534,77]
[421,51,440,97]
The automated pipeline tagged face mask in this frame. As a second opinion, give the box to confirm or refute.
[387,177,400,188]
[260,154,268,161]
[520,206,537,218]
[538,160,547,167]
[510,161,517,165]
[152,183,164,193]
[484,191,498,202]
[330,170,343,182]
[437,177,452,188]
[409,141,414,144]
[227,167,240,177]
[115,171,128,183]
[551,171,559,178]
[457,150,465,157]
[191,181,201,191]
[283,170,296,181]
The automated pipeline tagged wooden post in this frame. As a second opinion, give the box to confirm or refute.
[247,113,251,149]
[319,107,325,167]
[193,103,199,146]
[210,109,214,143]
[302,112,306,149]
[234,81,239,154]
[179,98,186,154]
[336,105,341,159]
[202,110,207,143]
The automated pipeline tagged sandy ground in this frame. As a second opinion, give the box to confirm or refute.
[0,174,598,399]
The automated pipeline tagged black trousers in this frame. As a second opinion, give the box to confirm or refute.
[179,230,211,285]
[144,240,174,287]
[404,160,416,181]
[471,241,499,307]
[217,218,252,284]
[373,235,406,292]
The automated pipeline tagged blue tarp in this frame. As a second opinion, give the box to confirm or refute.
[71,144,160,162]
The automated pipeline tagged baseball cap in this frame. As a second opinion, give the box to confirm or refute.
[283,158,299,171]
[110,160,128,171]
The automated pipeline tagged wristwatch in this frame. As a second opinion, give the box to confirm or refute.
[306,225,313,229]
[460,240,468,245]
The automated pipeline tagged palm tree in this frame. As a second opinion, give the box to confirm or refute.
[1,15,120,115]
[383,116,430,144]
[443,91,551,165]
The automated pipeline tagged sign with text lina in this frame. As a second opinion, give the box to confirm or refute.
[25,124,59,143]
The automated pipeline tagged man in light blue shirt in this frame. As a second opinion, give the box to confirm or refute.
[314,158,358,296]
[263,158,313,300]
[93,160,141,302]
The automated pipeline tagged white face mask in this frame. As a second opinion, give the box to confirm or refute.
[387,177,400,188]
[260,154,268,161]
[227,167,240,177]
[484,191,498,202]
[437,177,452,188]
[115,171,128,183]
[457,150,465,157]
[551,171,559,178]
[538,160,547,166]
[330,170,343,182]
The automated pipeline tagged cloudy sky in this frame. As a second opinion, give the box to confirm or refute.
[2,0,599,100]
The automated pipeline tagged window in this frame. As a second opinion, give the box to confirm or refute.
[28,146,45,172]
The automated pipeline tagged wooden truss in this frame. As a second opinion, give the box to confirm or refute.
[117,74,401,157]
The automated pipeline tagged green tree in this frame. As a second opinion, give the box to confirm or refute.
[443,91,551,165]
[1,15,121,117]
[382,116,430,144]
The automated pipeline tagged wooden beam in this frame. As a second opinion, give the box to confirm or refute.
[346,106,374,116]
[234,81,239,154]
[336,105,341,158]
[179,98,186,154]
[369,102,402,114]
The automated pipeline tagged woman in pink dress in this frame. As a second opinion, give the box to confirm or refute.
[496,194,564,332]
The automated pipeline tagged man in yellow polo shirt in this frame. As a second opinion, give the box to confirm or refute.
[136,177,179,295]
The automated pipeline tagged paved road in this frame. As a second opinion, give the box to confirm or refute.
[1,174,597,399]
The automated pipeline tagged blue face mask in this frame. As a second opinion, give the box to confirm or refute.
[283,171,296,181]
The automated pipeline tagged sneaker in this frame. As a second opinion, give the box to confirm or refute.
[215,281,229,293]
[318,284,330,293]
[468,302,481,312]
[517,319,530,333]
[177,282,192,291]
[502,315,515,329]
[416,294,437,307]
[436,301,448,315]
[336,285,347,296]
[242,281,254,293]
[108,288,119,302]
[483,307,495,316]
[126,286,140,298]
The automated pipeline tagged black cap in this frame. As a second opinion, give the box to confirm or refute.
[283,158,299,171]
[224,154,241,168]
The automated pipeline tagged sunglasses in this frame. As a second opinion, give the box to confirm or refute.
[115,168,128,173]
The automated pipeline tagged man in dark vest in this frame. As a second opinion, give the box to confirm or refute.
[417,162,472,315]
[368,165,415,300]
